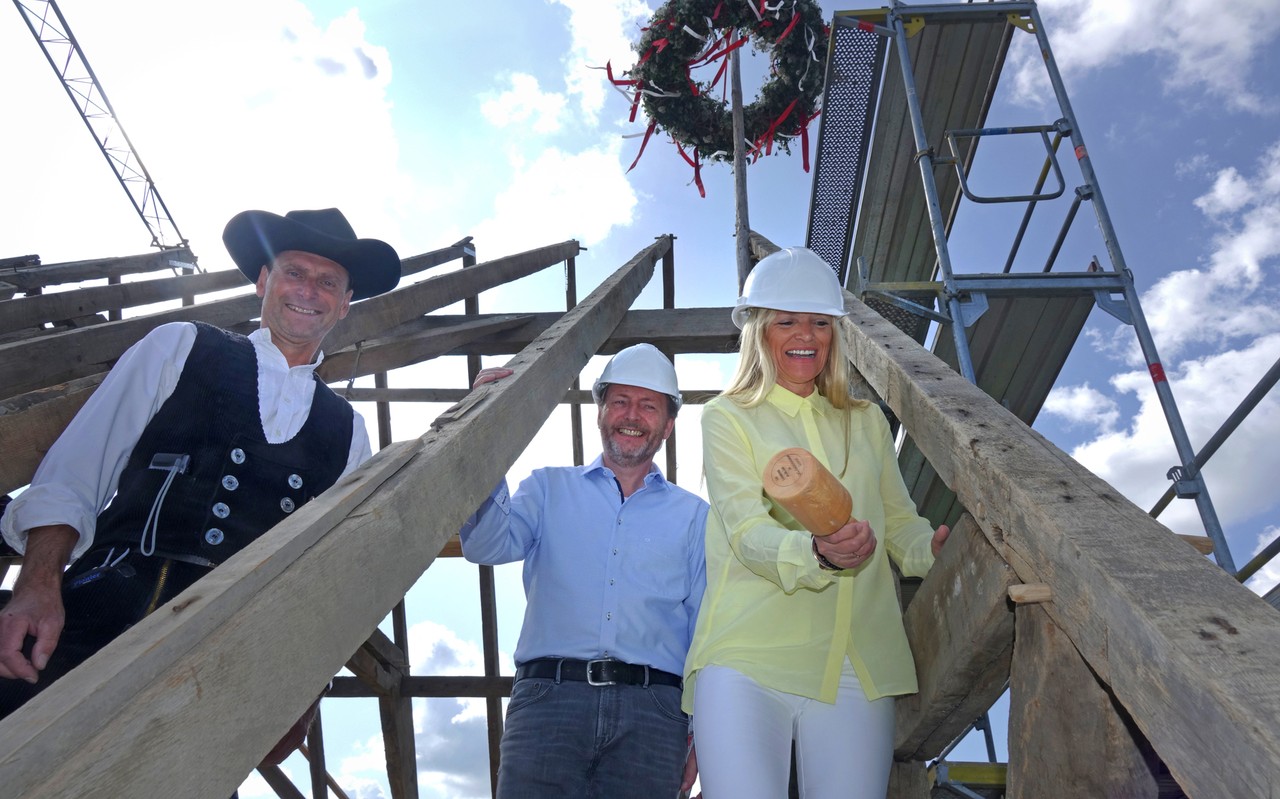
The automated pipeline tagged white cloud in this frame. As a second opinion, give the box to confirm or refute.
[1121,138,1280,362]
[1194,167,1252,217]
[1007,0,1280,114]
[1067,334,1280,562]
[1,0,433,267]
[481,73,567,134]
[1043,383,1121,431]
[549,0,654,125]
[474,140,639,259]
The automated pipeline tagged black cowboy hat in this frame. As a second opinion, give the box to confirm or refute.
[223,208,401,301]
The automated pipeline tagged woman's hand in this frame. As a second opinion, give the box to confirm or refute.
[815,517,877,570]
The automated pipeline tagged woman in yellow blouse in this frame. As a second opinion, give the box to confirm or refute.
[683,247,949,798]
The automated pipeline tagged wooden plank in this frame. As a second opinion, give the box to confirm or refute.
[1008,605,1158,798]
[321,240,579,356]
[0,375,104,495]
[379,683,418,799]
[304,710,329,799]
[257,764,308,799]
[841,297,1280,798]
[0,237,668,798]
[0,269,247,335]
[388,306,739,356]
[0,248,574,494]
[0,241,576,400]
[316,315,533,383]
[0,248,198,292]
[895,513,1016,760]
[886,759,930,799]
[0,292,262,399]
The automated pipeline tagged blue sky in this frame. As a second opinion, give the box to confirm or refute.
[2,0,1279,796]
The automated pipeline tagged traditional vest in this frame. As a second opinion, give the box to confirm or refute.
[92,323,352,568]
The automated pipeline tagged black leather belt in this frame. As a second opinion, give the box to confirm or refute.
[515,658,682,688]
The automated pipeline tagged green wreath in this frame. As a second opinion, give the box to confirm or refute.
[627,0,826,163]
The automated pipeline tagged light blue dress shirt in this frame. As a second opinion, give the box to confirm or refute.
[460,456,708,677]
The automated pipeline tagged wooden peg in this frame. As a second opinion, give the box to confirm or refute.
[1008,583,1053,604]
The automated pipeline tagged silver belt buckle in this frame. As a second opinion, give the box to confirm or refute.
[586,659,616,686]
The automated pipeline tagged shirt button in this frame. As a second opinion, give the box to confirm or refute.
[288,474,304,489]
[221,475,239,491]
[606,612,612,620]
[212,502,230,519]
[205,528,225,545]
[610,579,615,585]
[230,448,246,465]
[280,497,296,513]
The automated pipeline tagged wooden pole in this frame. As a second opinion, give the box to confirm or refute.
[731,48,751,291]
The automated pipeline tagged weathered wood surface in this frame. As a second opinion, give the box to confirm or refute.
[0,375,104,495]
[0,243,577,490]
[0,268,247,335]
[1008,605,1158,798]
[895,513,1015,760]
[316,315,532,383]
[886,759,930,799]
[0,292,262,399]
[328,675,514,699]
[0,237,668,798]
[0,248,199,292]
[0,241,576,400]
[842,297,1280,798]
[395,307,740,355]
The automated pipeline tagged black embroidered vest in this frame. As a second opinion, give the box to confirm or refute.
[92,323,353,565]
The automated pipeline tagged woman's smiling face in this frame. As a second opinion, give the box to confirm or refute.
[764,312,832,397]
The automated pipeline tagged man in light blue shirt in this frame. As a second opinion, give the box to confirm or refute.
[461,344,707,799]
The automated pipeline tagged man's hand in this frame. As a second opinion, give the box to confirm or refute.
[0,525,76,682]
[679,740,699,798]
[815,517,877,570]
[472,367,513,390]
[931,524,951,558]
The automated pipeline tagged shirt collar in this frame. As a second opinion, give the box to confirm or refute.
[765,382,831,418]
[249,327,325,374]
[584,454,669,489]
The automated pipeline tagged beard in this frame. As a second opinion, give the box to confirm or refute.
[599,421,665,469]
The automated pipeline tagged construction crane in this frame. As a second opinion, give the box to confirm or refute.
[13,0,195,260]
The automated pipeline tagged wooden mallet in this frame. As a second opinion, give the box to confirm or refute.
[763,447,852,536]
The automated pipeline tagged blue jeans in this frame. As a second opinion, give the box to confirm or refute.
[497,676,689,798]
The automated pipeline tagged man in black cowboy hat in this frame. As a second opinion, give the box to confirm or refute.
[0,208,400,722]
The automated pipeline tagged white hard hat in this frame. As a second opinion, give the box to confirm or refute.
[731,247,846,329]
[591,343,682,410]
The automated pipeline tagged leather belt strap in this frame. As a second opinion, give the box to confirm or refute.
[515,657,682,688]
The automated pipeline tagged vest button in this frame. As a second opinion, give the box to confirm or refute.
[288,474,303,489]
[212,502,231,519]
[280,497,296,513]
[230,448,246,465]
[205,528,225,545]
[221,475,239,491]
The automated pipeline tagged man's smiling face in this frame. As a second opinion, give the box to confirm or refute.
[596,383,675,471]
[255,250,352,365]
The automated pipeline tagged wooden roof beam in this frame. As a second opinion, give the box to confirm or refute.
[0,236,668,798]
[842,297,1280,798]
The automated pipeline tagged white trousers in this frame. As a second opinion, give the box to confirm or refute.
[693,664,895,799]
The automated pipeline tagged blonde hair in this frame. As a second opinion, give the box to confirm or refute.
[722,308,869,410]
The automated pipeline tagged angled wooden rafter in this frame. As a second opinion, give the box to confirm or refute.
[0,236,670,798]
